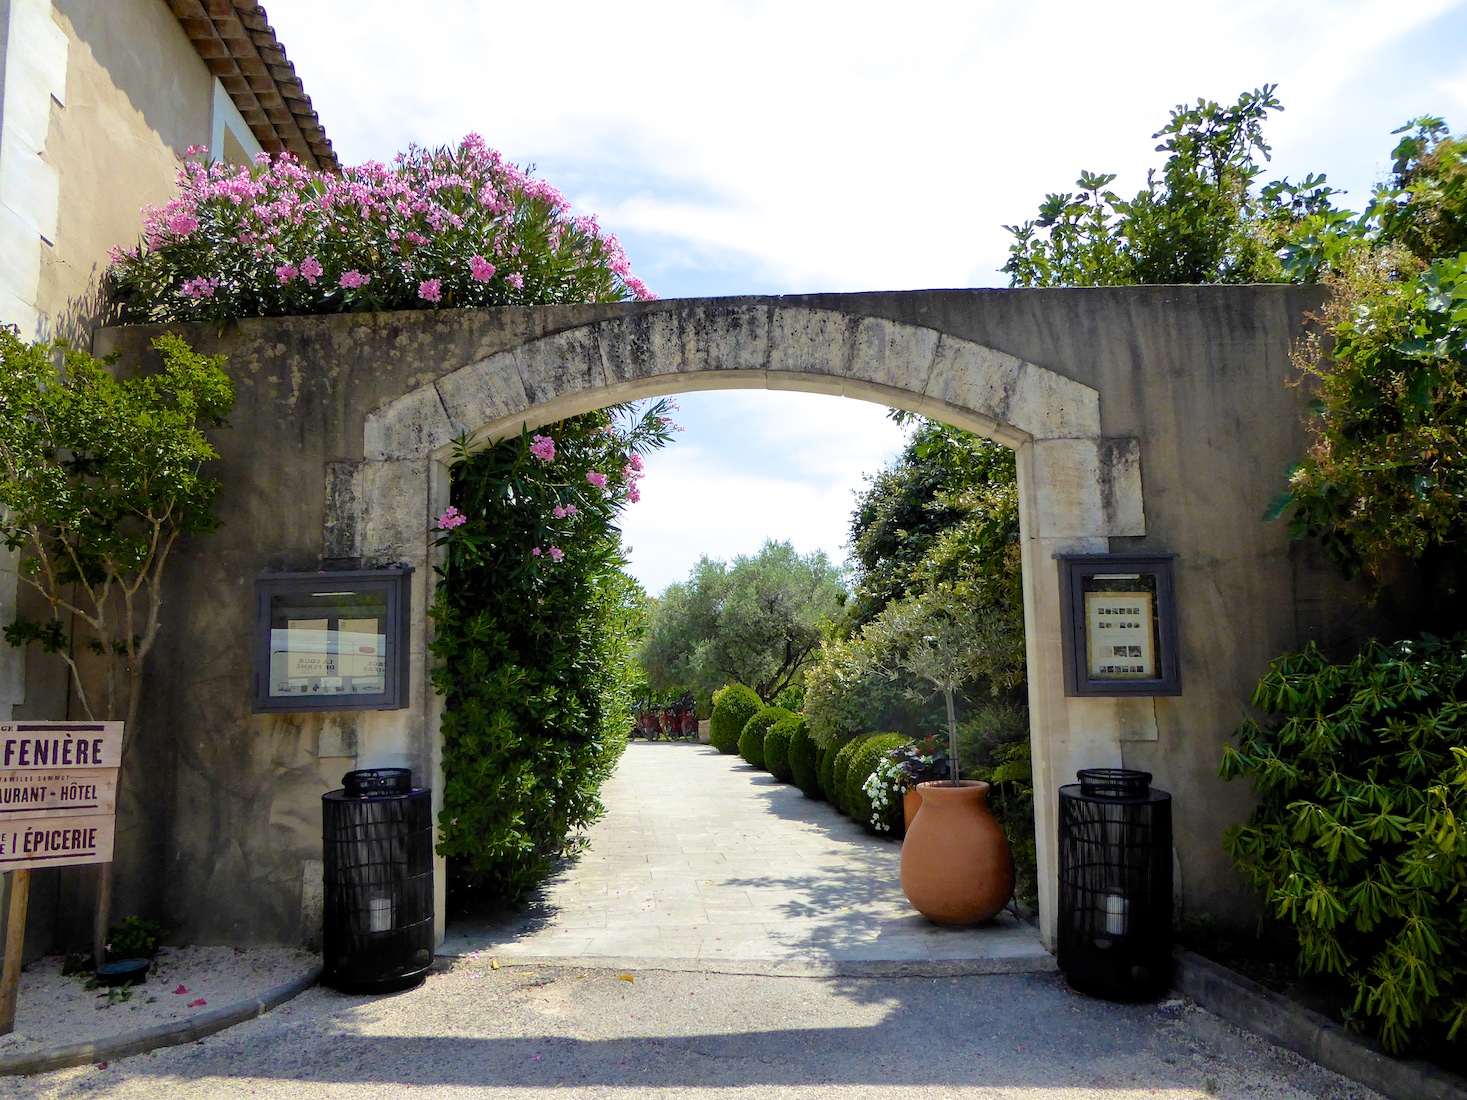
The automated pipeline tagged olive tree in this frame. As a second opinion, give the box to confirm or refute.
[0,328,234,961]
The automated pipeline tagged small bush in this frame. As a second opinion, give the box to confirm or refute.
[788,718,821,798]
[107,916,164,960]
[739,705,792,770]
[710,684,761,755]
[765,714,801,783]
[1223,635,1467,1053]
[842,733,912,834]
[831,735,874,816]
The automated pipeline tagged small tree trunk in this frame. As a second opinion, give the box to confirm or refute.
[944,687,959,783]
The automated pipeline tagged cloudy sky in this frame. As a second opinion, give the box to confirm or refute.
[264,0,1467,594]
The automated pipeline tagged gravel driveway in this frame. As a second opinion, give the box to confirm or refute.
[5,955,1381,1099]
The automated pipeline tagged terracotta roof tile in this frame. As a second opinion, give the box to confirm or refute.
[164,0,338,171]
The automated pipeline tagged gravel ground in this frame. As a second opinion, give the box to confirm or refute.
[2,954,1383,1099]
[0,947,318,1058]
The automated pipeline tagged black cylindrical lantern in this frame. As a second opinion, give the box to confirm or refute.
[1057,768,1172,1000]
[321,768,434,993]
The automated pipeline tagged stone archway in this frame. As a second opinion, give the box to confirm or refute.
[334,303,1148,949]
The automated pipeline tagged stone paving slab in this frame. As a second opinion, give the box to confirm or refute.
[441,741,1052,975]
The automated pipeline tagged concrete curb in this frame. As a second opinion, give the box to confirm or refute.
[436,951,1057,979]
[0,964,323,1077]
[1174,948,1467,1100]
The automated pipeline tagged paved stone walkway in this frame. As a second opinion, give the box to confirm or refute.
[440,741,1051,974]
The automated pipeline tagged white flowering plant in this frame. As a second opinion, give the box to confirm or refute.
[860,757,908,833]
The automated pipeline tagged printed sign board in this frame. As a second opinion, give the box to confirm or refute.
[0,812,115,871]
[0,722,121,870]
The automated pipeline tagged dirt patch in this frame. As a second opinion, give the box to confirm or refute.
[0,946,318,1057]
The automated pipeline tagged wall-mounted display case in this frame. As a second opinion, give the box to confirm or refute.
[253,569,412,712]
[1056,553,1180,697]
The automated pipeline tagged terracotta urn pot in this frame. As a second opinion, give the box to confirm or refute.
[903,788,922,832]
[900,780,1014,926]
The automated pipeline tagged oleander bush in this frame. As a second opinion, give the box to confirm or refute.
[739,705,792,770]
[787,718,821,797]
[1222,635,1467,1053]
[710,683,761,755]
[764,714,800,783]
[842,733,912,835]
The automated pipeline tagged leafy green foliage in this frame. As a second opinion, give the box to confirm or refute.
[1266,120,1467,581]
[842,733,911,834]
[0,329,233,734]
[709,683,761,755]
[786,717,821,797]
[739,705,791,770]
[431,405,672,904]
[640,541,846,705]
[1222,635,1467,1052]
[106,916,164,961]
[1003,86,1316,288]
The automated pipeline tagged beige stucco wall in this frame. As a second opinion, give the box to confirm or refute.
[41,0,212,342]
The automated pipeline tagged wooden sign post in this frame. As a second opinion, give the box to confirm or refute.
[0,722,122,1035]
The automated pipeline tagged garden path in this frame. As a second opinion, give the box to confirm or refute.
[440,741,1051,973]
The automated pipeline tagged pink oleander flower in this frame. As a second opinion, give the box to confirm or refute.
[529,434,555,462]
[165,210,199,236]
[551,503,579,519]
[531,547,542,557]
[300,256,323,284]
[275,263,298,284]
[626,453,643,472]
[586,471,608,489]
[436,506,467,530]
[339,269,370,289]
[418,278,442,302]
[627,484,642,503]
[179,276,219,299]
[548,547,564,562]
[506,272,524,290]
[469,255,495,282]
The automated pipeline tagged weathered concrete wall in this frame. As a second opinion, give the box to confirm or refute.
[93,286,1380,946]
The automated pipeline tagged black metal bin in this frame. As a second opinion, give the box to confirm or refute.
[1057,768,1172,1000]
[321,768,434,993]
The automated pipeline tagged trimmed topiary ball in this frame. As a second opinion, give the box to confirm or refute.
[817,739,845,804]
[739,706,792,770]
[831,735,873,817]
[710,684,761,755]
[842,732,912,835]
[787,719,821,798]
[764,714,801,783]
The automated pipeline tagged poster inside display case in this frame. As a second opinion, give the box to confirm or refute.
[253,569,411,712]
[1057,554,1179,696]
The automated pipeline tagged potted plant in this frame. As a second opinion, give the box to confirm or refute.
[860,586,1017,925]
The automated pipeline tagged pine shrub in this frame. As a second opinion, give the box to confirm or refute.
[764,714,800,783]
[710,684,761,755]
[739,706,792,770]
[788,719,821,798]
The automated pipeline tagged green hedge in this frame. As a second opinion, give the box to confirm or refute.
[765,715,800,783]
[841,732,911,835]
[817,738,846,804]
[788,718,821,798]
[739,705,792,770]
[710,684,760,755]
[831,735,874,816]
